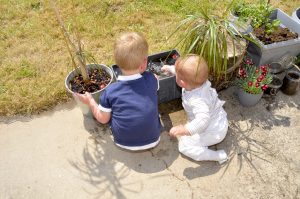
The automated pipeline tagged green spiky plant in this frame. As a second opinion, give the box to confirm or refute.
[170,0,254,87]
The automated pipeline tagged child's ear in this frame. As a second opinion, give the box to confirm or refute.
[180,79,187,88]
[140,58,147,70]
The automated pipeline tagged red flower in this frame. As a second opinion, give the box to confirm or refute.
[172,54,178,59]
[239,68,245,76]
[255,82,260,87]
[246,59,252,65]
[255,69,259,73]
[259,75,265,80]
[261,84,269,91]
[260,65,268,73]
[248,81,253,86]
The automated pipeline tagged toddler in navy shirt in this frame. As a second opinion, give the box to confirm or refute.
[77,32,161,151]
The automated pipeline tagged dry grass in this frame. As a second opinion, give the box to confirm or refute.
[0,0,299,116]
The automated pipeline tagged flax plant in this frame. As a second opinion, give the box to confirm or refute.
[171,0,253,83]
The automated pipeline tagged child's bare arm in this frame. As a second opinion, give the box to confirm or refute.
[76,93,111,124]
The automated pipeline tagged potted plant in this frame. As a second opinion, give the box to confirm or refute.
[235,59,272,107]
[170,0,251,90]
[51,0,114,116]
[232,1,300,65]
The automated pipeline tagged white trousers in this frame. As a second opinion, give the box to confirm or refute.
[178,110,228,162]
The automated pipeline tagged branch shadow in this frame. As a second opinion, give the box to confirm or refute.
[160,99,225,179]
[216,86,299,180]
[69,99,183,198]
[182,86,299,180]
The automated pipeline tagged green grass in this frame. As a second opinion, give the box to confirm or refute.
[0,0,299,116]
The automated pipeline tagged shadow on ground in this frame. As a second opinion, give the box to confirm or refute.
[68,99,184,198]
[69,86,300,193]
[215,86,299,180]
[179,87,299,180]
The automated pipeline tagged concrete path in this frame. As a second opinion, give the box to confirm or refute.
[0,87,299,199]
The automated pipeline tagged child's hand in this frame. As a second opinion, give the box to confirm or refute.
[161,65,175,75]
[169,125,191,137]
[75,92,93,105]
[161,65,171,75]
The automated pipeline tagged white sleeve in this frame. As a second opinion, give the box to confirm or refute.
[185,98,210,135]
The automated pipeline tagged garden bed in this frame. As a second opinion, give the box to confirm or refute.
[253,27,298,45]
[247,9,300,66]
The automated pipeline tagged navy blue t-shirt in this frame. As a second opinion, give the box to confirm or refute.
[100,71,161,147]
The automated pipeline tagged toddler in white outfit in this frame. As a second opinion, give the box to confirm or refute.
[161,55,228,164]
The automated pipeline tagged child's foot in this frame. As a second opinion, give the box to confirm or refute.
[218,150,228,165]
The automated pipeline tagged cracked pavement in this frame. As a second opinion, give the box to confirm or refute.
[0,87,299,199]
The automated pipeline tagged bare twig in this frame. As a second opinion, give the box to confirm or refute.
[50,0,89,80]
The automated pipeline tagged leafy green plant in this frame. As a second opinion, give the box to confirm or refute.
[170,0,253,83]
[235,59,272,94]
[233,1,280,34]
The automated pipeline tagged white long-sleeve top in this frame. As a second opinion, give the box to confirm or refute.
[163,65,226,135]
[182,80,226,135]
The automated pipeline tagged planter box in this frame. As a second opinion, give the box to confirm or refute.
[65,64,115,117]
[247,9,300,66]
[112,49,182,104]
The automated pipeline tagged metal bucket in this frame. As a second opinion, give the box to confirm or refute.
[65,64,114,116]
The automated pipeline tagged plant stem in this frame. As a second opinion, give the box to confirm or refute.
[50,0,89,80]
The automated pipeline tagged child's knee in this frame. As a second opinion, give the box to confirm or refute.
[214,130,227,143]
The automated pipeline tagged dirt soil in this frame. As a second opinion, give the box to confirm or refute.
[70,68,111,94]
[0,87,299,199]
[254,27,298,45]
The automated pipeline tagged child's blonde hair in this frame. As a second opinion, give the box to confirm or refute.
[175,55,208,87]
[114,32,148,71]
